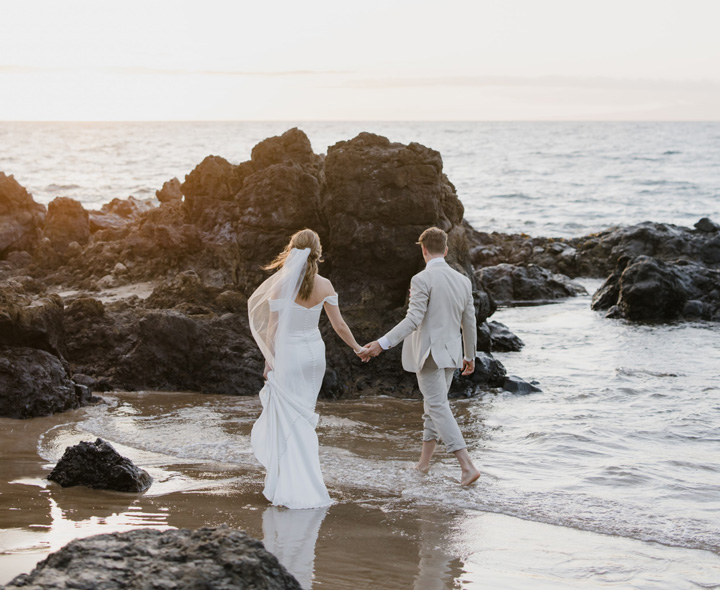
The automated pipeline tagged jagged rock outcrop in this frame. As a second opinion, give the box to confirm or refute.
[0,172,46,257]
[48,438,152,492]
[155,177,183,203]
[3,526,301,590]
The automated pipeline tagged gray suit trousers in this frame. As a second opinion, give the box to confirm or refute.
[416,355,466,453]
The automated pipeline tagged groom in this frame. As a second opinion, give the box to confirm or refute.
[359,227,481,486]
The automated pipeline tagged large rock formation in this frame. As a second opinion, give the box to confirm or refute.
[48,438,152,492]
[3,526,301,590]
[0,128,528,400]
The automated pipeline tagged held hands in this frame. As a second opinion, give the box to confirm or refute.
[461,358,475,376]
[356,341,383,362]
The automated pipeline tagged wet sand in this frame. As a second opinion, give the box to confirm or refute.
[2,392,720,589]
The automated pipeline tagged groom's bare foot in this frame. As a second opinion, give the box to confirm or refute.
[460,468,481,486]
[414,463,430,474]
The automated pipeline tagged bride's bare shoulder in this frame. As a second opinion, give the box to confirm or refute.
[315,275,337,295]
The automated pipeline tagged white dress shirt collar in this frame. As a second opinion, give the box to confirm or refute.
[426,257,447,268]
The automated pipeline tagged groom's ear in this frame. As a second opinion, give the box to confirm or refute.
[444,246,448,256]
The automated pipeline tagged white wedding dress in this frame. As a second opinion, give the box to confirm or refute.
[249,248,334,509]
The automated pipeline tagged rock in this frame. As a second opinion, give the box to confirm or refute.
[450,352,507,397]
[487,320,525,352]
[590,255,719,321]
[323,132,471,311]
[502,375,542,394]
[0,290,67,358]
[0,346,79,419]
[102,195,156,218]
[48,438,152,492]
[155,177,183,203]
[694,217,720,232]
[466,220,720,280]
[43,197,90,253]
[3,526,301,590]
[6,249,33,268]
[0,172,46,256]
[476,263,587,305]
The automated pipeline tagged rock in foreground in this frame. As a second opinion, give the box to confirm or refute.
[48,438,152,492]
[3,526,301,590]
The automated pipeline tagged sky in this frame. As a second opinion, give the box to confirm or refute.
[1,0,719,121]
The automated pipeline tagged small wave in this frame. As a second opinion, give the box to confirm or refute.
[45,183,81,191]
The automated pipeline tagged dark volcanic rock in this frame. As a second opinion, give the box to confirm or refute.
[0,172,46,256]
[476,263,587,305]
[155,177,183,203]
[3,526,301,590]
[323,132,470,310]
[694,217,720,233]
[591,255,720,321]
[48,438,152,492]
[44,197,90,253]
[450,352,507,397]
[0,346,79,419]
[0,289,67,358]
[502,375,542,394]
[467,219,720,279]
[487,320,525,352]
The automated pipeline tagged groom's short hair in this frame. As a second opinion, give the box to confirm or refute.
[417,227,448,255]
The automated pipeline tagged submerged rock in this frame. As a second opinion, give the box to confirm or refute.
[502,375,542,394]
[48,438,152,492]
[3,526,301,590]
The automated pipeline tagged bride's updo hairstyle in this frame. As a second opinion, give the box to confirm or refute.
[264,228,323,300]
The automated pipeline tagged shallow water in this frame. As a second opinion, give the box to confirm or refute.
[2,121,720,237]
[2,283,719,588]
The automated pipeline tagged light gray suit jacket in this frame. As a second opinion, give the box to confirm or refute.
[383,259,477,373]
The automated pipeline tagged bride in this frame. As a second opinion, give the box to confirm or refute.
[248,229,365,509]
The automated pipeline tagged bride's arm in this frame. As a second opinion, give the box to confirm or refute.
[324,299,364,353]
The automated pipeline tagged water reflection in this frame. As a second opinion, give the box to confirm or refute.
[413,509,464,590]
[263,506,328,589]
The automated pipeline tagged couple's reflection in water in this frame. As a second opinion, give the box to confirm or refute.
[262,505,328,590]
[262,504,462,589]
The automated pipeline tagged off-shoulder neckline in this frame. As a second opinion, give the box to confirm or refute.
[293,294,337,310]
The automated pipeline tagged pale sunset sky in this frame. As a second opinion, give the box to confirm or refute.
[1,0,719,121]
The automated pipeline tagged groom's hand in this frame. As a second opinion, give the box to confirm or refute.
[461,358,475,376]
[358,341,382,362]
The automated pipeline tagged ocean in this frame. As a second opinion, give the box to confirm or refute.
[1,122,719,588]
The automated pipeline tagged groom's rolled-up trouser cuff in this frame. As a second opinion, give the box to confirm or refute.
[417,356,466,453]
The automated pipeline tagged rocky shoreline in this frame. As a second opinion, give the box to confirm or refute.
[2,128,718,418]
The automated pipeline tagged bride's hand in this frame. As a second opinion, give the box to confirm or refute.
[263,363,271,380]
